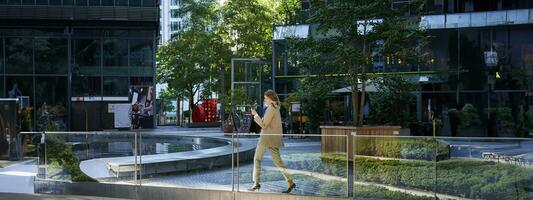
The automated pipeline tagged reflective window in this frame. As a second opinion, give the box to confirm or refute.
[103,76,128,96]
[115,0,127,6]
[7,0,20,4]
[5,76,33,101]
[0,77,3,98]
[35,76,68,130]
[76,0,88,6]
[130,39,153,76]
[5,37,33,74]
[143,0,154,7]
[72,75,101,97]
[36,0,48,5]
[35,38,68,74]
[102,0,113,6]
[103,39,128,75]
[73,39,101,76]
[63,0,73,5]
[0,37,3,76]
[50,0,61,5]
[89,0,100,6]
[5,76,33,129]
[130,0,140,7]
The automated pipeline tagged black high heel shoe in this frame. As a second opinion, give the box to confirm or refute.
[282,182,296,193]
[248,184,261,191]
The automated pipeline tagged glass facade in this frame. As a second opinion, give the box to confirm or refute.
[273,24,533,137]
[0,28,155,131]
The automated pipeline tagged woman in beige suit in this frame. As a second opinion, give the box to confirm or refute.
[249,90,296,193]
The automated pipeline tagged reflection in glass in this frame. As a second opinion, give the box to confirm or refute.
[35,77,67,131]
[5,37,33,74]
[130,39,153,76]
[72,76,101,97]
[73,39,101,76]
[353,136,438,199]
[103,39,128,75]
[142,0,154,7]
[35,38,68,74]
[103,77,128,96]
[5,76,34,128]
[436,138,533,200]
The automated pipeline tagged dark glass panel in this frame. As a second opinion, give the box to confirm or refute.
[72,39,101,76]
[35,38,68,74]
[103,76,128,96]
[5,38,33,74]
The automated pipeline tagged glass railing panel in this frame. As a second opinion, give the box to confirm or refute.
[436,137,533,199]
[353,135,439,200]
[237,134,349,198]
[138,131,235,191]
[40,132,137,185]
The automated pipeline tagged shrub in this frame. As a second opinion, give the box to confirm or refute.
[45,135,94,182]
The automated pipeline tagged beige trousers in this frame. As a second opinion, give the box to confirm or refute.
[252,143,293,183]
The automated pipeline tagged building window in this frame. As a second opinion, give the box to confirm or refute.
[72,76,101,97]
[170,21,182,32]
[130,0,141,7]
[116,0,128,6]
[143,0,155,7]
[73,39,101,76]
[76,0,88,6]
[103,39,128,76]
[36,0,48,5]
[170,9,181,18]
[130,39,154,76]
[103,76,128,96]
[5,37,33,74]
[50,0,61,5]
[35,38,68,74]
[89,0,100,6]
[171,0,181,6]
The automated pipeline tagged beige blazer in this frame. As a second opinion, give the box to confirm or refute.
[253,105,284,148]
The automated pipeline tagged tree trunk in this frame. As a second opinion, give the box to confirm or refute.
[358,21,368,127]
[359,80,366,126]
[176,96,180,126]
[220,65,225,131]
[189,89,194,124]
[351,82,359,126]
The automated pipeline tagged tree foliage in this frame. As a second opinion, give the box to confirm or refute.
[368,75,416,128]
[287,0,432,126]
[157,0,301,118]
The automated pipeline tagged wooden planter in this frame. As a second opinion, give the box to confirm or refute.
[320,125,401,161]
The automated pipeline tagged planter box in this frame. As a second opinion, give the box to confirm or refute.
[320,125,401,161]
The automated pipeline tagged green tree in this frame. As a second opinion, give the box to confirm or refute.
[368,75,416,128]
[298,76,335,133]
[157,0,220,123]
[221,0,279,59]
[288,0,431,126]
